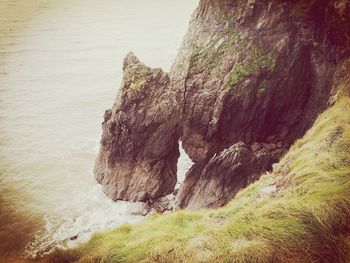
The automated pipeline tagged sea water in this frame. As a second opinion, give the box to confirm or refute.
[0,0,196,258]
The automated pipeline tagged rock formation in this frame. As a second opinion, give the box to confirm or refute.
[94,52,181,201]
[175,143,274,210]
[171,0,350,162]
[95,0,350,209]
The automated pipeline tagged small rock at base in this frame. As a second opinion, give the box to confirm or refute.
[251,143,261,152]
[69,234,78,241]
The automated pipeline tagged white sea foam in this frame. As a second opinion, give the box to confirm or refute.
[24,185,144,257]
[177,142,194,184]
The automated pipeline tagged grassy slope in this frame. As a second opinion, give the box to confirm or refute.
[47,97,350,263]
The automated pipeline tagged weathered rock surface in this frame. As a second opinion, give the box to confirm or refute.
[175,142,274,210]
[94,52,181,201]
[95,0,350,209]
[171,0,350,162]
[170,0,350,209]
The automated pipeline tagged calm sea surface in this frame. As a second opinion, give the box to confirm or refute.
[0,0,196,258]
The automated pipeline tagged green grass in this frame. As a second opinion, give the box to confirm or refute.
[46,97,350,263]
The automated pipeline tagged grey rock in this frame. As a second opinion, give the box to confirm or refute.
[175,143,274,210]
[94,52,181,202]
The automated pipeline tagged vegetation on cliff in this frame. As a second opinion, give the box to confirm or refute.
[48,94,350,262]
[189,30,276,90]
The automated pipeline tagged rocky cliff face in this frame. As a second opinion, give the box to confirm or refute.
[95,0,350,209]
[94,53,181,201]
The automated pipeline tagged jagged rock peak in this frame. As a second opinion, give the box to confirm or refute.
[123,51,141,70]
[95,53,181,202]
